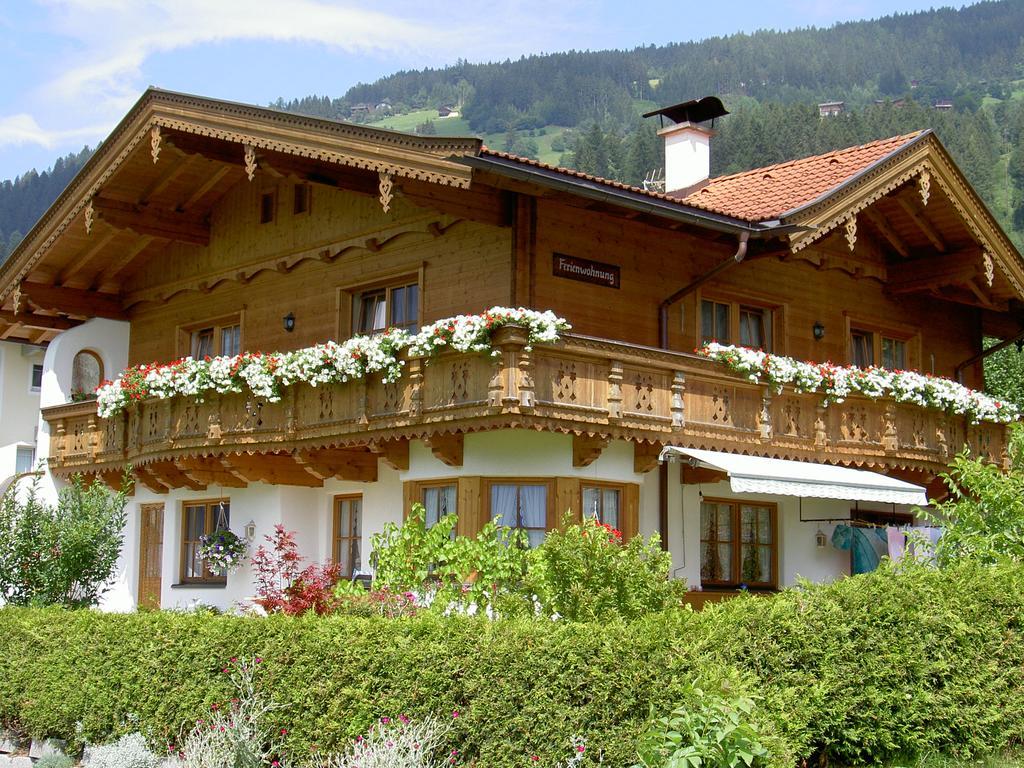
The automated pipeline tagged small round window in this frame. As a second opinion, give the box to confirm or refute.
[71,350,103,399]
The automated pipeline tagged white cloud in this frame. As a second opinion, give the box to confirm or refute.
[0,112,109,150]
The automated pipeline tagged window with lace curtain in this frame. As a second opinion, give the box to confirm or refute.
[486,479,553,548]
[182,316,242,359]
[333,495,362,578]
[699,499,776,589]
[353,281,419,335]
[850,327,908,370]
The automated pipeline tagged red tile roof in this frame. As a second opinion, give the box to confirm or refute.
[675,132,924,221]
[480,131,924,224]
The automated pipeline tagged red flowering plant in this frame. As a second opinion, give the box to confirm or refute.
[525,515,681,621]
[250,524,341,616]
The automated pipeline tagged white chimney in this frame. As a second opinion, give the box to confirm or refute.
[660,121,715,193]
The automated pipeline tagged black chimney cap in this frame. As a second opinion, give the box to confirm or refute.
[642,96,729,125]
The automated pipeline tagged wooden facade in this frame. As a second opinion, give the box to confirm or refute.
[0,89,1019,489]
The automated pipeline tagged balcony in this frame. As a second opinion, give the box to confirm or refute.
[42,326,1010,490]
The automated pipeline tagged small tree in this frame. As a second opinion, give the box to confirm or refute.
[0,473,129,608]
[917,426,1024,566]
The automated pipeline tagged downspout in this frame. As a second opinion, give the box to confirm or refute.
[954,328,1024,383]
[658,231,750,349]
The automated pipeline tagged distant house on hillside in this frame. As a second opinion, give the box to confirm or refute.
[438,105,457,118]
[934,100,954,111]
[375,102,392,113]
[817,101,845,118]
[350,103,370,117]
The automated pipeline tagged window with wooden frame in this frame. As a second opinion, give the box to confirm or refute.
[846,318,918,370]
[485,479,554,548]
[353,281,420,335]
[699,498,777,589]
[180,315,243,359]
[581,481,624,530]
[332,495,362,578]
[293,183,311,216]
[259,190,276,224]
[419,482,458,528]
[699,295,777,351]
[181,499,229,584]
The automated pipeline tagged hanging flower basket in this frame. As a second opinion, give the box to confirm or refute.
[198,529,249,576]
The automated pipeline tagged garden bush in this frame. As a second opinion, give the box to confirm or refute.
[1,561,1023,767]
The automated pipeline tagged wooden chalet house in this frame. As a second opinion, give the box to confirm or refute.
[2,90,1021,610]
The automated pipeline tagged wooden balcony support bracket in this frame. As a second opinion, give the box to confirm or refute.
[133,465,170,494]
[518,347,535,411]
[146,460,206,491]
[572,433,610,468]
[174,456,248,488]
[370,438,410,471]
[634,441,663,474]
[426,433,464,467]
[814,404,829,448]
[99,470,126,493]
[226,452,324,487]
[294,447,378,483]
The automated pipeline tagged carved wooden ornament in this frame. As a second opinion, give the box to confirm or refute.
[150,125,162,164]
[918,169,931,206]
[378,171,394,213]
[243,144,257,181]
[84,198,95,234]
[983,251,995,288]
[10,283,22,314]
[843,215,857,251]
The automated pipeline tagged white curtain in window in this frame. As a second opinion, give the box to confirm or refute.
[601,489,620,529]
[490,484,519,529]
[582,487,601,519]
[423,485,457,528]
[519,485,547,547]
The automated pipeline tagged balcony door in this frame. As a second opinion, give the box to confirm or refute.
[138,503,164,609]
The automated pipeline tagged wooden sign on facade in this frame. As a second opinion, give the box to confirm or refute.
[553,253,620,288]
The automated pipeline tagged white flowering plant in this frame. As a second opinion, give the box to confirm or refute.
[697,342,1019,425]
[95,308,570,418]
[197,528,248,576]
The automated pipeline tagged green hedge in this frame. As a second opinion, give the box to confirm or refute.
[1,562,1023,766]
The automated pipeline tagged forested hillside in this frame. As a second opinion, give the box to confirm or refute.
[0,146,94,262]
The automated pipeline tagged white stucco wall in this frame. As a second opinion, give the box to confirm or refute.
[98,428,924,611]
[36,318,130,501]
[0,341,44,479]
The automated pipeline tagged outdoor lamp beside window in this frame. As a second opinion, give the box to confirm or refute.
[812,321,826,341]
[283,312,296,333]
[244,520,257,540]
[815,528,828,548]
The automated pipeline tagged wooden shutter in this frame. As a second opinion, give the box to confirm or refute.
[138,504,164,610]
[402,480,416,520]
[554,477,581,530]
[458,476,482,537]
[621,483,640,540]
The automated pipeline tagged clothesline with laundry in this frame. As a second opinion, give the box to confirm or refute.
[832,524,942,574]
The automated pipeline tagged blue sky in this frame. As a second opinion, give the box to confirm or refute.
[0,0,958,181]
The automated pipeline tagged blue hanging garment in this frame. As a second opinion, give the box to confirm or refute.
[832,524,888,574]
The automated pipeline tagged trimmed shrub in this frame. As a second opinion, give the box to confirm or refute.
[0,562,1023,767]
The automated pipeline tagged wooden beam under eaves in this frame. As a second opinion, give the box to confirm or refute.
[862,207,909,258]
[92,196,210,246]
[20,282,126,319]
[896,195,946,252]
[886,249,981,294]
[0,311,81,331]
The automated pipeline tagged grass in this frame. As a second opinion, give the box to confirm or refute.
[365,108,472,136]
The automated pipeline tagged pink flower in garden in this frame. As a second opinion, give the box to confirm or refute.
[452,710,460,718]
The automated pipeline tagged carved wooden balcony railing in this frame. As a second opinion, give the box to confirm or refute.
[42,326,1011,490]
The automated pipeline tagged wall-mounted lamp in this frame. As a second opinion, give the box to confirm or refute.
[815,528,828,549]
[244,520,257,540]
[283,312,295,333]
[812,321,826,341]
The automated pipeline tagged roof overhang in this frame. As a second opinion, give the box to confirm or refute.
[0,88,482,306]
[461,153,805,238]
[779,130,1024,303]
[660,447,929,506]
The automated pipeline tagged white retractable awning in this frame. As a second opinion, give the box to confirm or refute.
[659,447,928,506]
